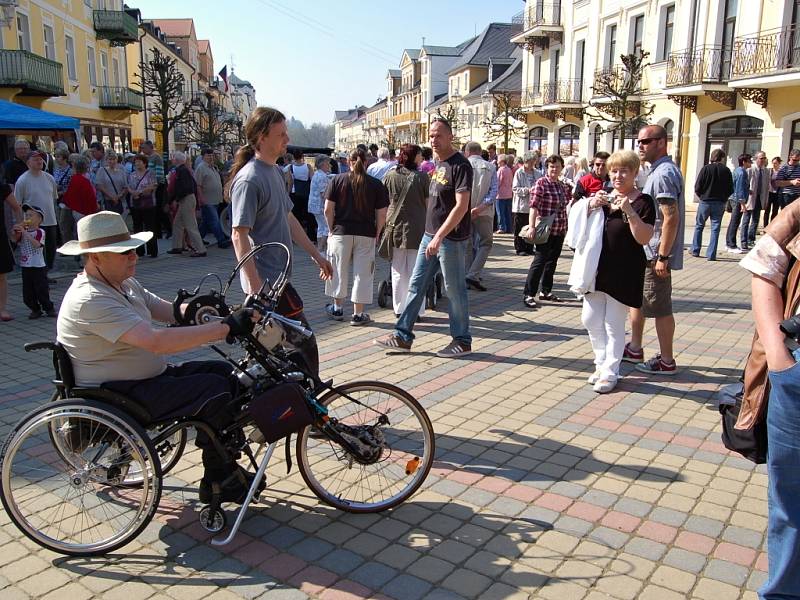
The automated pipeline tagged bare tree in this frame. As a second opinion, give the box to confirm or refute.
[585,51,655,147]
[481,91,526,152]
[136,48,194,155]
[435,104,463,145]
[185,91,238,149]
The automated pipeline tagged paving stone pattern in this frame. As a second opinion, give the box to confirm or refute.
[0,231,768,599]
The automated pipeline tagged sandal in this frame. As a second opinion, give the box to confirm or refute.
[523,295,538,309]
[539,293,563,302]
[0,311,13,322]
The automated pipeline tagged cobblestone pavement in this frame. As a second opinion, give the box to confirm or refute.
[0,230,766,600]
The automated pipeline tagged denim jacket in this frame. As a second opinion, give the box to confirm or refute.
[734,166,750,203]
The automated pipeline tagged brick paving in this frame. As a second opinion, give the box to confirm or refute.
[0,229,768,599]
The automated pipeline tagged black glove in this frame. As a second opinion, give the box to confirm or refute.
[223,308,257,343]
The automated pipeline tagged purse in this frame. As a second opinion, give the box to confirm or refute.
[248,383,314,444]
[718,381,767,464]
[378,171,415,262]
[520,213,556,245]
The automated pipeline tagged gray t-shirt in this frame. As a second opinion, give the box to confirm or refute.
[195,161,223,205]
[57,273,167,386]
[14,170,58,226]
[230,158,294,292]
[642,155,685,271]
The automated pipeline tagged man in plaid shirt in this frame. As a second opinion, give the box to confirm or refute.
[523,154,571,308]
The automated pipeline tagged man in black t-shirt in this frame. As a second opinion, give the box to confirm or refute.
[375,118,474,357]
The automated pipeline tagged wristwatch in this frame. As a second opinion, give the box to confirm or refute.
[657,254,671,262]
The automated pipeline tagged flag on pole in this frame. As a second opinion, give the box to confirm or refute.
[218,66,229,92]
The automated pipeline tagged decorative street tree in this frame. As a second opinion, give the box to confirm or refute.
[435,104,462,145]
[186,91,238,150]
[585,51,655,148]
[137,48,194,155]
[481,91,527,153]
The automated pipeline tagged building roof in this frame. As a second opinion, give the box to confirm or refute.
[366,98,387,111]
[463,55,523,101]
[387,69,401,78]
[404,49,421,60]
[334,106,367,123]
[150,18,195,38]
[447,23,519,74]
[198,40,210,53]
[421,37,476,57]
[426,92,449,111]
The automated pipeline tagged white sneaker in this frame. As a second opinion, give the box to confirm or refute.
[593,379,617,394]
[729,247,744,254]
[587,370,601,384]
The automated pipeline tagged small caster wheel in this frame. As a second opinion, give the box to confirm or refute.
[377,280,389,308]
[199,506,226,533]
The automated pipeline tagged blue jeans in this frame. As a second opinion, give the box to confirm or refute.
[691,200,725,259]
[199,203,229,244]
[395,234,471,346]
[761,360,800,599]
[497,198,512,233]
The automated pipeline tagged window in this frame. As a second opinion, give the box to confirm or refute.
[552,48,561,81]
[528,126,548,154]
[606,24,617,67]
[574,40,585,87]
[721,0,738,76]
[87,47,97,86]
[112,57,120,87]
[43,24,55,60]
[533,54,542,91]
[65,35,77,81]
[660,5,675,61]
[100,52,109,86]
[16,13,31,51]
[632,15,644,56]
[705,115,763,167]
[559,124,580,157]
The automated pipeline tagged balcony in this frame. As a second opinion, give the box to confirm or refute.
[511,1,563,49]
[99,86,144,111]
[0,49,64,97]
[731,24,800,88]
[400,81,421,94]
[542,79,583,106]
[386,111,420,126]
[93,9,139,46]
[591,65,645,99]
[666,45,731,92]
[520,86,542,109]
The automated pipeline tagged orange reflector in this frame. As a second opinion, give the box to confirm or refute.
[405,457,421,475]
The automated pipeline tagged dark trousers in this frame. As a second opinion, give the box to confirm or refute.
[749,195,762,245]
[131,207,159,257]
[513,212,534,254]
[43,225,57,270]
[290,193,316,241]
[726,200,744,248]
[155,183,171,238]
[22,266,54,312]
[765,192,782,227]
[103,360,238,477]
[524,234,565,297]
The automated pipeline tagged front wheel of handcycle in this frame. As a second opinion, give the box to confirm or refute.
[296,381,434,513]
[0,399,163,556]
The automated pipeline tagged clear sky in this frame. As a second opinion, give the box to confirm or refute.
[132,0,523,125]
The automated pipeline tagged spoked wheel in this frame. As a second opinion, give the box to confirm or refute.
[0,399,163,556]
[297,381,434,513]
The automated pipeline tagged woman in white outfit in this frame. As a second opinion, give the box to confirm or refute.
[581,150,656,393]
[381,144,429,318]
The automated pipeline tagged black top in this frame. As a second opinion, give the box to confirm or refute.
[426,151,473,241]
[594,193,657,308]
[2,157,27,185]
[0,184,14,274]
[694,162,734,202]
[324,172,389,238]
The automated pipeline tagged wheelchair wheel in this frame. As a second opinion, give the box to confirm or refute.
[377,280,390,309]
[296,381,434,513]
[0,399,162,556]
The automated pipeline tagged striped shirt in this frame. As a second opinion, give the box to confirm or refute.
[776,162,800,197]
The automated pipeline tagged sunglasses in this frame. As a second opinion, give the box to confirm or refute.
[593,162,606,167]
[637,137,664,146]
[119,248,137,256]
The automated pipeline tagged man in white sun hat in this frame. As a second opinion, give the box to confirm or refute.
[57,211,262,503]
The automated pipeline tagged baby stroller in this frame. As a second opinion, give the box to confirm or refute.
[377,264,444,312]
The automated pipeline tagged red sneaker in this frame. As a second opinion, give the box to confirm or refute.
[635,354,677,376]
[622,343,644,364]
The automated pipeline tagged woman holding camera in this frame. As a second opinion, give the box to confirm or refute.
[580,150,655,393]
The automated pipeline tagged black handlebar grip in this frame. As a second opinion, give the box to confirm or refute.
[24,341,56,352]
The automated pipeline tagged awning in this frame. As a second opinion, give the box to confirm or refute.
[0,100,80,131]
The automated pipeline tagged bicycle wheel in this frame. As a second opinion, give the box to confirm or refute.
[297,381,434,513]
[0,399,163,556]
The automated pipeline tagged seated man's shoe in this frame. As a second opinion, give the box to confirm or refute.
[466,277,487,291]
[199,466,265,504]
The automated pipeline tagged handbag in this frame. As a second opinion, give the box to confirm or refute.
[378,171,415,261]
[718,381,767,464]
[248,383,314,444]
[520,213,556,245]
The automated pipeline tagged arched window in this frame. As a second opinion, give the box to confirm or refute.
[592,124,602,156]
[790,119,800,153]
[558,124,580,157]
[528,126,549,155]
[663,119,674,153]
[706,116,764,169]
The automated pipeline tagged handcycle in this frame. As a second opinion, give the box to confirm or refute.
[0,243,435,556]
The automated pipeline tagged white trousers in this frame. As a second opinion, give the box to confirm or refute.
[390,247,424,316]
[581,291,629,381]
[325,234,376,305]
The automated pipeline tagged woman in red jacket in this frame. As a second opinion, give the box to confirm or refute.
[62,154,100,225]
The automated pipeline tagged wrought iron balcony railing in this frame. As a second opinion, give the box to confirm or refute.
[732,24,800,79]
[591,65,644,96]
[523,0,562,30]
[521,86,542,107]
[542,78,583,104]
[0,49,64,96]
[666,45,731,87]
[99,86,144,111]
[93,10,139,46]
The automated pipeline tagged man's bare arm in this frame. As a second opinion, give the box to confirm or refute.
[752,275,795,371]
[231,226,263,294]
[119,320,229,354]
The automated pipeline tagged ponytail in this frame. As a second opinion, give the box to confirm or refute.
[225,106,286,199]
[225,145,255,199]
[348,147,368,214]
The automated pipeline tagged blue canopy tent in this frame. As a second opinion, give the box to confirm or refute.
[0,100,79,131]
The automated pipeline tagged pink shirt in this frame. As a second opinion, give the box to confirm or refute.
[497,165,513,199]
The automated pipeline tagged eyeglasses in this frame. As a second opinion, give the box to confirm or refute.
[119,249,137,256]
[593,162,606,168]
[637,137,664,146]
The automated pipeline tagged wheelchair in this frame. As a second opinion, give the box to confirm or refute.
[0,243,435,556]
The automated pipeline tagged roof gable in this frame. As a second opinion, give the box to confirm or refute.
[447,23,518,74]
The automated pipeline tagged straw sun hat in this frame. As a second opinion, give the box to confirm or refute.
[58,211,153,255]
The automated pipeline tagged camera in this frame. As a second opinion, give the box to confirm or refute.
[780,315,800,342]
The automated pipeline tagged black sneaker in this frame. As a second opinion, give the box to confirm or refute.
[325,304,344,321]
[166,248,184,255]
[436,340,472,358]
[466,277,487,291]
[350,313,372,326]
[199,467,265,504]
[28,310,42,320]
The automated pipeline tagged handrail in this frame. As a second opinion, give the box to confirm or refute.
[0,49,64,96]
[732,24,800,78]
[666,44,731,86]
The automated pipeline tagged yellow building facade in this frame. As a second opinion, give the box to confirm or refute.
[0,0,142,152]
